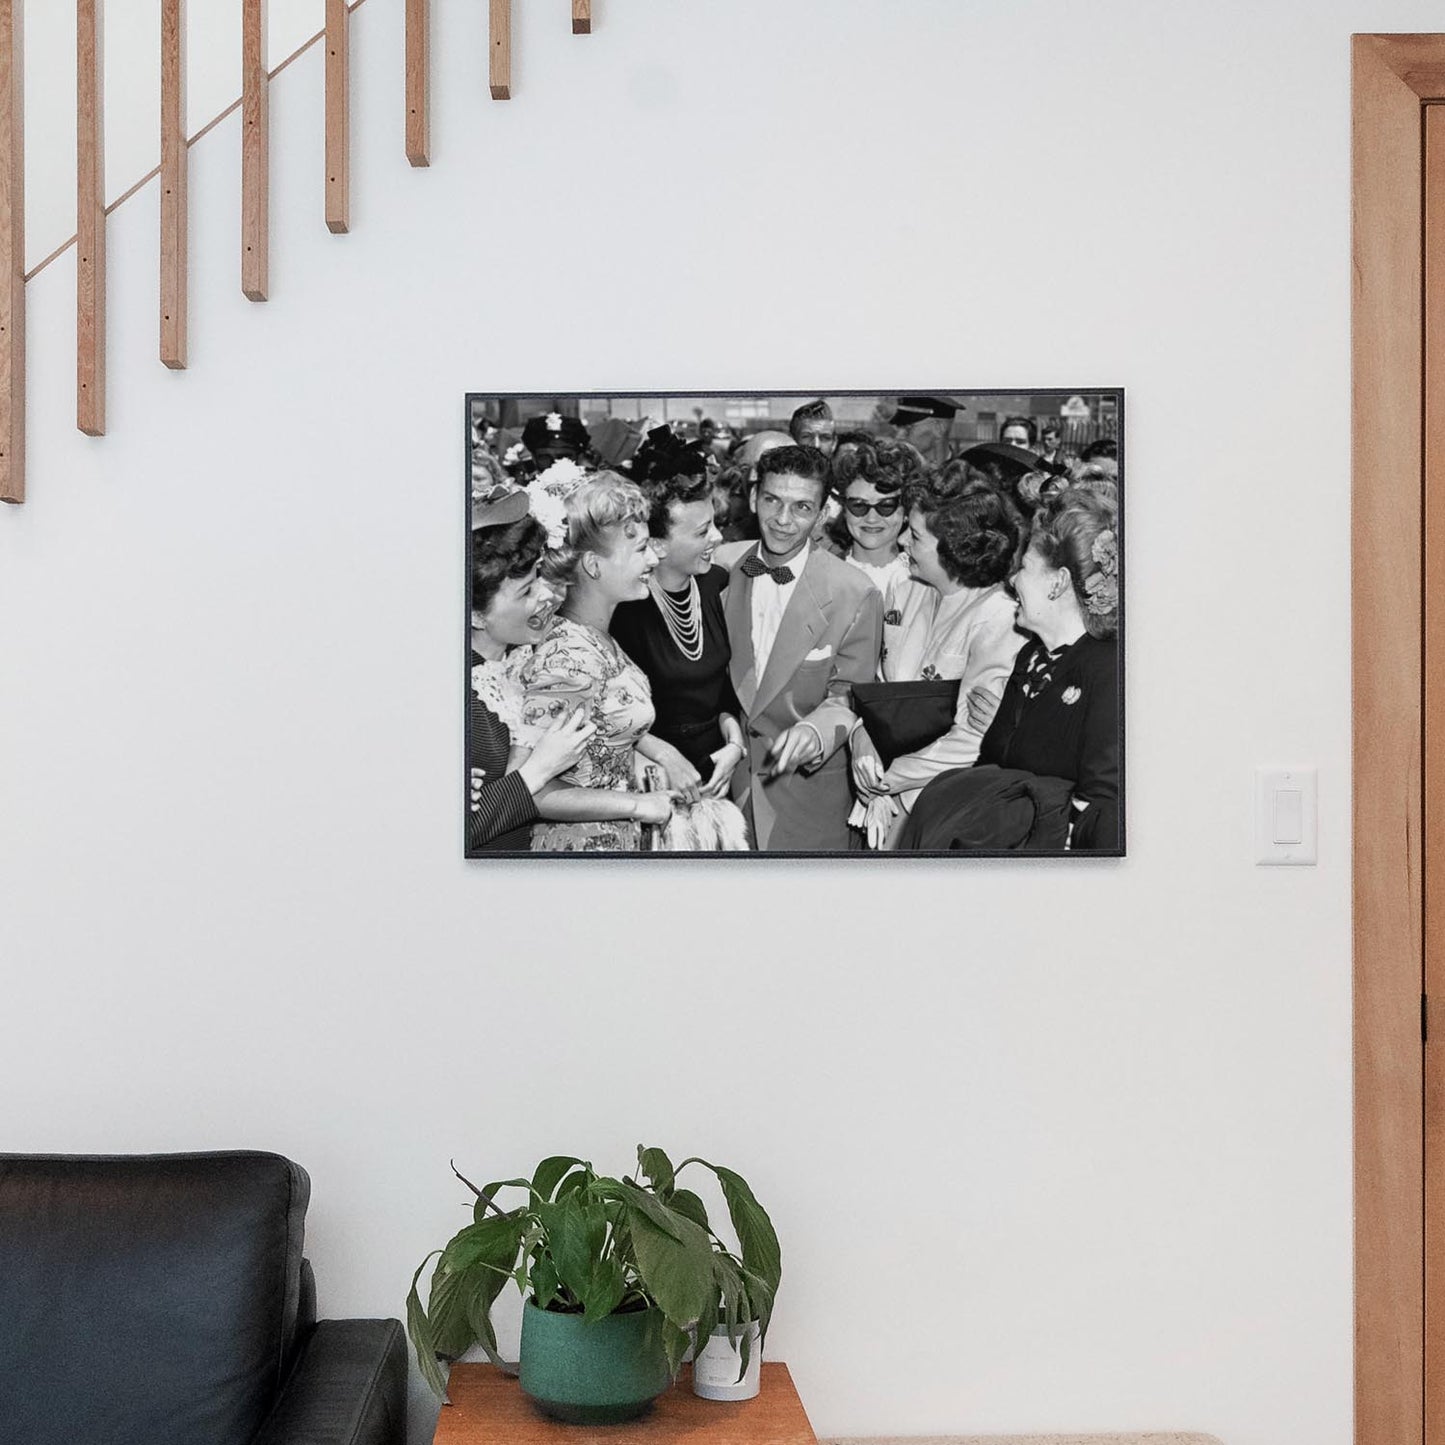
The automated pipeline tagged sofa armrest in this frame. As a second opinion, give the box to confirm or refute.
[252,1318,406,1445]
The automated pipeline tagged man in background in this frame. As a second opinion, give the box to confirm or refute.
[789,399,836,455]
[890,395,960,467]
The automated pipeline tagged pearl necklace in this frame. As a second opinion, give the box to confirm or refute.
[649,577,704,661]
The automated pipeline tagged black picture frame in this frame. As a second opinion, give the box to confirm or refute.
[465,389,1124,859]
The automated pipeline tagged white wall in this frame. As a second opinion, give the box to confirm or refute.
[0,2,1424,1442]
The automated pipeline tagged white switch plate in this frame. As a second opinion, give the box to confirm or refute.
[1256,767,1318,865]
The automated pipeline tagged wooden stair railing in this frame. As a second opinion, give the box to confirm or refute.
[0,0,594,507]
[0,0,23,502]
[160,0,186,369]
[77,0,104,436]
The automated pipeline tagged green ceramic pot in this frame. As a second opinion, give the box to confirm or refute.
[518,1299,671,1424]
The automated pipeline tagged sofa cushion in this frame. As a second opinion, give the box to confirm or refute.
[0,1151,309,1445]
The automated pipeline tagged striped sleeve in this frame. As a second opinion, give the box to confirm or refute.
[467,698,540,852]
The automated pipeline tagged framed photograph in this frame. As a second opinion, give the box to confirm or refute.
[466,390,1123,858]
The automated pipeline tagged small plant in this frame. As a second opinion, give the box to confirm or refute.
[406,1145,781,1398]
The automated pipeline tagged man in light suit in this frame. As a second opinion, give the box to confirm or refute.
[725,445,883,851]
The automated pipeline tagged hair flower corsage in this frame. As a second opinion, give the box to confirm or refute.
[524,458,588,548]
[1083,528,1118,616]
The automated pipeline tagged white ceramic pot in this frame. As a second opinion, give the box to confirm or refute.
[692,1321,761,1401]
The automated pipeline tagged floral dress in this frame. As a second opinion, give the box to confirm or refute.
[521,618,658,852]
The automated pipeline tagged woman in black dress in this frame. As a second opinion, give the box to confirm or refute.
[901,487,1120,851]
[467,490,596,852]
[612,434,746,802]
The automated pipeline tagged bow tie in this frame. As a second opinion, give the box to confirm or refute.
[740,553,796,585]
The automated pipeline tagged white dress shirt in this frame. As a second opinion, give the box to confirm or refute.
[749,541,809,679]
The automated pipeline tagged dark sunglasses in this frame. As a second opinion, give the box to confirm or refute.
[842,495,903,518]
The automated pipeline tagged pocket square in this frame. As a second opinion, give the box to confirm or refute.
[804,644,834,662]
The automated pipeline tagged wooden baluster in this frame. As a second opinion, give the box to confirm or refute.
[405,0,429,165]
[572,1,590,35]
[325,0,348,232]
[77,0,104,435]
[242,0,268,300]
[0,0,22,501]
[160,0,187,369]
[490,0,510,100]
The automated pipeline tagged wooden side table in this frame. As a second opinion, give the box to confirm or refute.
[434,1363,817,1445]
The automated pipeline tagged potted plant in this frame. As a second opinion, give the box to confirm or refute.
[406,1145,781,1424]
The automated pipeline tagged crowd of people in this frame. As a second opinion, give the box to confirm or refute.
[468,396,1120,854]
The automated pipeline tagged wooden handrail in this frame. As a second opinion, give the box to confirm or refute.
[77,0,104,435]
[0,0,22,502]
[406,0,429,166]
[241,0,268,300]
[325,0,350,233]
[160,0,187,369]
[490,0,511,100]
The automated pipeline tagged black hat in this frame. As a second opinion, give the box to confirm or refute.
[891,396,962,426]
[631,425,708,484]
[960,441,1040,477]
[521,412,591,456]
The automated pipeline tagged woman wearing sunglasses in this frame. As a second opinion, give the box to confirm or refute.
[824,439,926,599]
[847,480,1026,848]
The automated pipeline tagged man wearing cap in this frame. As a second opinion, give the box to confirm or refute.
[725,445,883,850]
[891,395,960,468]
[521,411,591,468]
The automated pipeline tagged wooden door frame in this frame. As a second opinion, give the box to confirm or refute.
[1353,32,1445,1445]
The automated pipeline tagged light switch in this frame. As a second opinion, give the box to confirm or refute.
[1256,768,1317,865]
[1274,789,1303,845]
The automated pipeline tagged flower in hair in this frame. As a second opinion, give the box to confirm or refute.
[1083,570,1118,616]
[526,458,588,548]
[1091,529,1118,577]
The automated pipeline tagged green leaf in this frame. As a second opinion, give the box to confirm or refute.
[582,1254,628,1322]
[439,1213,525,1274]
[532,1155,585,1203]
[667,1187,711,1234]
[636,1145,675,1197]
[555,1167,590,1200]
[405,1253,451,1401]
[659,1316,690,1377]
[426,1212,525,1361]
[536,1195,595,1306]
[530,1254,560,1311]
[474,1175,531,1223]
[624,1196,715,1330]
[426,1260,484,1360]
[691,1161,782,1297]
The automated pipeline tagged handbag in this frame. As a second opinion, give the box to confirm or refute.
[851,678,961,767]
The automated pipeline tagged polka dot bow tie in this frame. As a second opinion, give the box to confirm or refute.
[740,553,796,585]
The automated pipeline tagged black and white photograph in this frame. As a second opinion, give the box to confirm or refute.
[466,391,1123,857]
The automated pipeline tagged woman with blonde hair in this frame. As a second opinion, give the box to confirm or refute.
[522,473,736,851]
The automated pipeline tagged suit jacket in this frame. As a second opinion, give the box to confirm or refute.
[726,546,883,850]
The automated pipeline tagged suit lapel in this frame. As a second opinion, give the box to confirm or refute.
[753,552,829,718]
[726,553,759,712]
